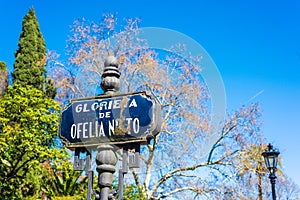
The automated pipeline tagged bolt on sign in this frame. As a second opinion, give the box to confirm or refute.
[59,92,161,149]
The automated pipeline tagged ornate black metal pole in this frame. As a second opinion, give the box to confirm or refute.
[262,143,280,200]
[95,56,120,200]
[270,173,277,200]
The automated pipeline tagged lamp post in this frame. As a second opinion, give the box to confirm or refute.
[262,143,280,200]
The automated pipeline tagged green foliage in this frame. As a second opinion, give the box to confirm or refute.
[111,180,146,200]
[0,84,60,199]
[12,8,56,98]
[40,158,88,199]
[123,184,147,200]
[0,7,86,199]
[0,61,6,70]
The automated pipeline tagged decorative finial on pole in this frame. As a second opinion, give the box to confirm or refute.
[95,56,119,200]
[101,56,121,95]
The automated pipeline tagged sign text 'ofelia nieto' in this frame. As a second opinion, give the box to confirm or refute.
[59,92,161,148]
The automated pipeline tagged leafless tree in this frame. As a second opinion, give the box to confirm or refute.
[47,14,293,199]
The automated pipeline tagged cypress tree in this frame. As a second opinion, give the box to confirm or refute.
[12,8,56,98]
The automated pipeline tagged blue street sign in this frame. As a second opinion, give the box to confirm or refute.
[59,92,161,148]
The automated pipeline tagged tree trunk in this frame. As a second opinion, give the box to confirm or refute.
[257,161,263,200]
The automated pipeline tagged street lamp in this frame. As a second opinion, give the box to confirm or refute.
[262,143,280,200]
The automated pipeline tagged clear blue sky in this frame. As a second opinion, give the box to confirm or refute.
[1,0,300,186]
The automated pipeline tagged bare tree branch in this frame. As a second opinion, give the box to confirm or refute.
[158,186,220,199]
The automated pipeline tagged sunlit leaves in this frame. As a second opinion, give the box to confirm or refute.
[0,84,60,198]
